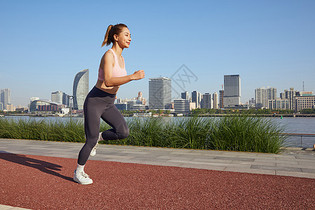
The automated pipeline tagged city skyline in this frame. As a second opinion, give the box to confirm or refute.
[1,77,313,108]
[1,1,315,106]
[1,82,314,112]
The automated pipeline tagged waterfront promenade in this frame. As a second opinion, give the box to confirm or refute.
[1,138,315,209]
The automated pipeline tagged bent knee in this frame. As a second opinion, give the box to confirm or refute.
[117,128,129,139]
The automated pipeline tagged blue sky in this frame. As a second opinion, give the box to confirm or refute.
[1,0,315,106]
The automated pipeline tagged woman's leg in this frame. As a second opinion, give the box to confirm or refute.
[77,97,103,166]
[100,104,129,140]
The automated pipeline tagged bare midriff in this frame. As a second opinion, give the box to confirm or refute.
[95,80,119,94]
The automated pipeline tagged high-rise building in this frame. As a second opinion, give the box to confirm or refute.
[295,96,315,112]
[274,90,314,111]
[181,91,189,100]
[51,91,63,104]
[174,99,190,113]
[267,88,277,101]
[149,77,171,109]
[0,89,11,110]
[192,91,202,108]
[201,93,212,109]
[51,91,70,107]
[73,69,89,110]
[284,88,297,110]
[255,88,265,108]
[63,93,70,107]
[212,92,218,109]
[255,87,277,109]
[219,90,224,108]
[223,75,241,108]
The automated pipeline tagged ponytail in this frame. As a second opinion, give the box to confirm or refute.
[101,23,128,47]
[102,25,114,47]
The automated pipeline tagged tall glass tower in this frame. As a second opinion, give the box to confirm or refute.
[223,75,241,108]
[149,77,171,109]
[192,91,202,108]
[73,69,89,110]
[0,89,11,110]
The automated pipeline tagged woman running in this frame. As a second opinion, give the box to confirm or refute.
[74,23,145,185]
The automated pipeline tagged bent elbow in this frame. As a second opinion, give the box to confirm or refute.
[105,81,114,87]
[105,82,114,87]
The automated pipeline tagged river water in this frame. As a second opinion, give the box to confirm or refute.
[2,116,315,148]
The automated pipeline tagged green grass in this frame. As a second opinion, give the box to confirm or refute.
[207,116,285,153]
[0,116,286,153]
[0,119,85,142]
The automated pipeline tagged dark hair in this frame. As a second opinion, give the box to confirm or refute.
[101,23,128,47]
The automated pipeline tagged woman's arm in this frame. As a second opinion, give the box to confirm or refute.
[103,51,145,87]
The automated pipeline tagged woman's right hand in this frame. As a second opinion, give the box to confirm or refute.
[131,70,145,80]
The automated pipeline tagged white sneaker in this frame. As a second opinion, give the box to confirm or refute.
[90,132,103,157]
[73,170,93,185]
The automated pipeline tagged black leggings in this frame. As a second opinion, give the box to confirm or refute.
[77,86,129,165]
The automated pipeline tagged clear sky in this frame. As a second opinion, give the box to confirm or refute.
[1,0,315,106]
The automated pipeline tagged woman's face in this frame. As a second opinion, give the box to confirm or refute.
[115,27,131,48]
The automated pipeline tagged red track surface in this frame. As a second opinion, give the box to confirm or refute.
[0,153,315,209]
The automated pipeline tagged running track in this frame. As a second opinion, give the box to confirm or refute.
[0,153,314,209]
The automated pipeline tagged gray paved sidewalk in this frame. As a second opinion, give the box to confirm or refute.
[1,138,315,179]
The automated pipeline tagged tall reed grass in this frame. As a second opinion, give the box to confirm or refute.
[207,116,285,153]
[0,116,285,153]
[0,119,85,142]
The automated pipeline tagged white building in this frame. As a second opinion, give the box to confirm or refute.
[51,91,63,104]
[181,91,189,100]
[255,87,277,109]
[268,98,289,110]
[73,69,89,110]
[212,92,218,109]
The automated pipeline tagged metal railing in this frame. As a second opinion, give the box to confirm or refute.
[282,133,315,148]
